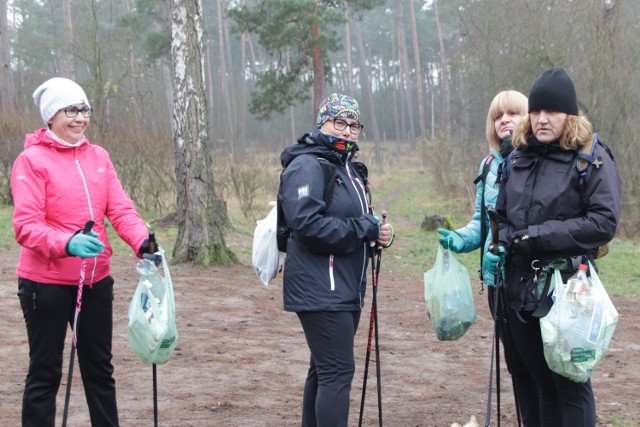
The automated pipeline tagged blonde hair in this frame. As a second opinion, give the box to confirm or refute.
[512,112,593,150]
[485,90,528,151]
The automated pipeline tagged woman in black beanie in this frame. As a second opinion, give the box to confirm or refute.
[483,67,622,426]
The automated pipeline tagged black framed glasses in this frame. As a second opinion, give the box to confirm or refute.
[332,118,363,135]
[62,106,93,118]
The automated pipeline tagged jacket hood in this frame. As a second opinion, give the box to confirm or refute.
[24,128,89,151]
[280,132,337,168]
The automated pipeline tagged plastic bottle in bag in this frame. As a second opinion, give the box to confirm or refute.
[563,263,601,362]
[136,258,165,308]
[566,264,590,303]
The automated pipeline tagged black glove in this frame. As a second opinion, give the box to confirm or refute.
[138,238,158,256]
[510,229,535,257]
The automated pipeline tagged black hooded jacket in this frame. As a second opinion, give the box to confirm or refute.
[279,130,379,312]
[496,135,621,311]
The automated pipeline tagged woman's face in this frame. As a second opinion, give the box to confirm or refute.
[494,110,523,140]
[319,117,362,141]
[530,109,567,144]
[48,103,90,143]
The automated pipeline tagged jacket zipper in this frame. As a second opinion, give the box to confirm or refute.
[345,163,371,303]
[75,151,97,286]
[527,157,543,224]
[329,255,335,291]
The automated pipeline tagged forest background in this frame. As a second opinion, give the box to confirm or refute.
[0,0,638,242]
[0,1,639,425]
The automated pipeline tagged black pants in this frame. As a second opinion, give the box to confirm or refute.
[506,308,596,427]
[297,311,361,427]
[488,286,541,427]
[18,276,119,427]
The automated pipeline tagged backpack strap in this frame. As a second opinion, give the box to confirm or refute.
[576,133,599,189]
[474,155,494,281]
[276,156,337,253]
[316,157,337,206]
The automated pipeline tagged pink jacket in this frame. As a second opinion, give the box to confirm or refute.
[11,128,149,285]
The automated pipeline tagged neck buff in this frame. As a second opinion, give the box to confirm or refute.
[314,129,358,154]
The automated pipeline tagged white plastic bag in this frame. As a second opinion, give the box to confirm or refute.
[540,262,618,382]
[127,248,178,364]
[424,246,476,341]
[252,203,283,286]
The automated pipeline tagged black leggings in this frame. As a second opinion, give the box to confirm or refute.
[297,311,361,427]
[506,308,596,427]
[18,276,119,427]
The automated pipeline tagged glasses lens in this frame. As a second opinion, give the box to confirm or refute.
[333,119,347,131]
[350,123,363,134]
[64,107,79,118]
[80,107,92,117]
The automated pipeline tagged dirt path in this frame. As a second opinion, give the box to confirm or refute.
[1,243,638,426]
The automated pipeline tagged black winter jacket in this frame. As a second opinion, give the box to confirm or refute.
[279,131,379,312]
[496,136,621,312]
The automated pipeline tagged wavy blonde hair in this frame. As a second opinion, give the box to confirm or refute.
[512,112,593,150]
[485,90,528,152]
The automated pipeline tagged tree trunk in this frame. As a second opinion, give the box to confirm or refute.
[0,0,14,117]
[396,0,416,146]
[60,0,75,79]
[170,0,236,266]
[409,0,427,139]
[352,19,381,166]
[343,3,353,95]
[434,0,452,137]
[311,0,325,118]
[216,0,235,154]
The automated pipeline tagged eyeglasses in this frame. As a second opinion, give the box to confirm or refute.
[62,106,93,118]
[331,118,363,135]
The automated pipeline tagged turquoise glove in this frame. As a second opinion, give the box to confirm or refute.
[67,231,105,258]
[437,228,465,253]
[483,246,505,276]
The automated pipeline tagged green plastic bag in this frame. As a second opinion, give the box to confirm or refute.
[127,248,179,364]
[540,262,618,382]
[424,246,476,341]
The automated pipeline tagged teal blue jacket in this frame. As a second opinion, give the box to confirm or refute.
[453,148,504,286]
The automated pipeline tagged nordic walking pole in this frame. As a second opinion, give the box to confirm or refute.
[485,207,522,427]
[374,213,385,425]
[62,219,95,427]
[359,212,386,427]
[146,232,160,427]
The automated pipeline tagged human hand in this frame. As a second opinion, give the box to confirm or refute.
[377,223,394,248]
[374,211,394,248]
[437,228,464,253]
[510,229,535,257]
[138,238,160,257]
[67,232,104,258]
[483,246,505,276]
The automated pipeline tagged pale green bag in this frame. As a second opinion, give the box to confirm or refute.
[127,248,179,364]
[540,262,618,382]
[424,246,476,341]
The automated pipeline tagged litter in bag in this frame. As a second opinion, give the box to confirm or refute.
[252,203,284,286]
[127,248,178,365]
[540,262,618,383]
[424,246,476,341]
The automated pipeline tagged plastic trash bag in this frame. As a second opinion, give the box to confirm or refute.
[540,262,618,383]
[424,246,476,341]
[127,248,178,364]
[252,203,283,286]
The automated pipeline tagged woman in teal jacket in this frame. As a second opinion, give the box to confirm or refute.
[438,90,527,288]
[437,90,540,424]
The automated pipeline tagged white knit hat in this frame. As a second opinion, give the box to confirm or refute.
[32,77,91,124]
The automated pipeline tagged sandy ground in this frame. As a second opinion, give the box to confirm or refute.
[0,245,638,426]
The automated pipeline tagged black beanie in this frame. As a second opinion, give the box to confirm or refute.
[528,67,578,115]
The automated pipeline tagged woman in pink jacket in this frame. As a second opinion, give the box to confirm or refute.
[11,77,156,427]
